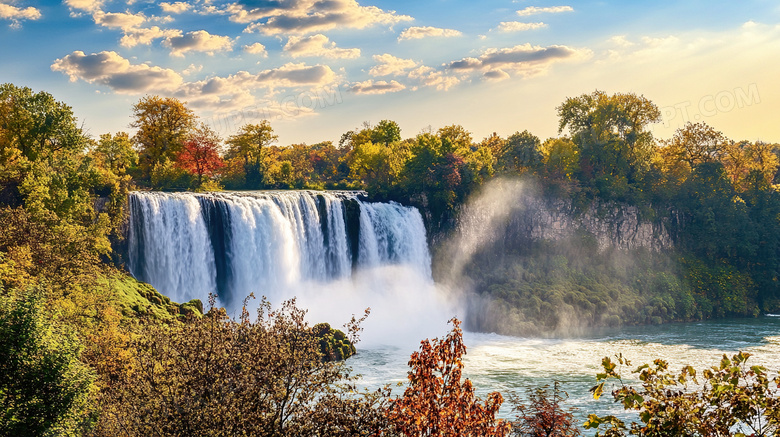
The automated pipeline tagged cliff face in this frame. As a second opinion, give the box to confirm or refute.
[442,180,671,276]
[516,196,671,252]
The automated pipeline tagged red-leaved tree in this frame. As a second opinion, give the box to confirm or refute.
[176,124,224,186]
[388,318,510,437]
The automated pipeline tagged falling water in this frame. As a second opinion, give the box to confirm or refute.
[127,191,450,335]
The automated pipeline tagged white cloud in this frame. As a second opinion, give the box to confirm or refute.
[0,1,41,27]
[608,35,635,48]
[174,62,339,111]
[495,21,546,32]
[227,0,413,35]
[350,79,405,95]
[284,34,361,59]
[183,64,203,75]
[51,50,183,93]
[51,50,339,115]
[448,43,590,78]
[516,6,573,16]
[164,30,234,57]
[121,26,182,48]
[369,53,417,76]
[64,0,103,12]
[408,66,460,91]
[160,1,191,14]
[398,26,461,41]
[92,10,146,30]
[243,42,268,57]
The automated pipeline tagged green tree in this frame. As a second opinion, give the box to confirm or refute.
[131,96,196,179]
[225,121,278,188]
[0,83,88,164]
[372,119,402,145]
[0,289,95,436]
[93,132,137,175]
[557,91,660,195]
[500,130,543,173]
[586,352,780,437]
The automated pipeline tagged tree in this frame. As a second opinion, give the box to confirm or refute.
[388,318,510,437]
[0,289,95,436]
[663,122,727,168]
[542,138,579,180]
[586,352,780,437]
[225,121,278,188]
[557,91,660,194]
[509,382,580,437]
[0,83,88,163]
[438,124,474,151]
[131,96,196,178]
[93,132,137,175]
[500,131,543,173]
[372,119,402,145]
[176,124,224,186]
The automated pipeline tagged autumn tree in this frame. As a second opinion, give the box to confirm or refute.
[662,122,727,169]
[509,382,580,437]
[93,297,387,437]
[131,96,196,178]
[176,124,224,186]
[388,318,510,437]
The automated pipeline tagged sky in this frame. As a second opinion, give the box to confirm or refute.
[1,0,779,146]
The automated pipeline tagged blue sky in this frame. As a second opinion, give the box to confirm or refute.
[1,0,779,145]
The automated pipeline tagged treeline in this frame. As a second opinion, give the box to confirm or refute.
[5,80,780,325]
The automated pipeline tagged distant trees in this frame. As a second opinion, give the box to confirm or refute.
[224,121,278,188]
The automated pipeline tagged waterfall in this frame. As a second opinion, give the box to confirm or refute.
[127,191,433,311]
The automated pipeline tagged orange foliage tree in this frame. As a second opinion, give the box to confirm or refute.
[388,318,510,437]
[176,124,224,186]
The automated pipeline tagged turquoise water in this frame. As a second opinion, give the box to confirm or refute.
[350,316,780,429]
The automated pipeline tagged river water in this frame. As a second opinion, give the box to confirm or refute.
[350,315,780,428]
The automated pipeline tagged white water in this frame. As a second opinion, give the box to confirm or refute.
[351,316,780,428]
[127,191,457,344]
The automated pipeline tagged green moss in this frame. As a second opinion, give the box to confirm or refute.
[101,272,202,321]
[312,322,356,362]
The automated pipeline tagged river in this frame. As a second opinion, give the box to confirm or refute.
[351,315,780,428]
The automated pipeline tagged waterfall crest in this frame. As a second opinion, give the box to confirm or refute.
[127,191,432,310]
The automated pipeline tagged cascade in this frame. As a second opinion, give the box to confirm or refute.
[127,191,433,312]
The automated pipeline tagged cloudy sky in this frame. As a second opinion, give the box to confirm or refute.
[1,0,779,145]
